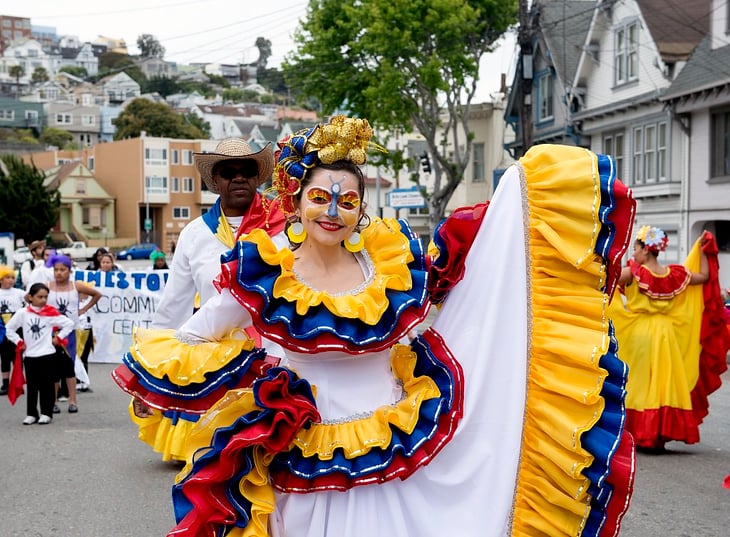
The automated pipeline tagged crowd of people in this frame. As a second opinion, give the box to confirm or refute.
[2,115,729,537]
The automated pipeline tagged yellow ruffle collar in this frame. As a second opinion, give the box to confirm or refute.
[241,218,415,325]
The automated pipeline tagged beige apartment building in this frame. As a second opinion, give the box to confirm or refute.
[28,136,221,251]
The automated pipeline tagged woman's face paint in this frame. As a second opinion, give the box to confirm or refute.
[302,174,361,227]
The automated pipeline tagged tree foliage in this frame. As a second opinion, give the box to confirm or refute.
[145,75,181,97]
[113,98,208,140]
[39,127,73,149]
[59,65,88,79]
[137,34,165,59]
[283,0,517,228]
[0,155,60,244]
[97,52,148,87]
[31,66,49,84]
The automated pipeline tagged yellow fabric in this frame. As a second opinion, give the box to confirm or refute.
[215,213,237,248]
[128,400,195,462]
[511,145,613,537]
[242,220,414,325]
[609,239,704,411]
[129,327,255,385]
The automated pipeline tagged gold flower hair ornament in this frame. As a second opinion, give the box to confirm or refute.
[271,115,385,215]
[636,225,668,253]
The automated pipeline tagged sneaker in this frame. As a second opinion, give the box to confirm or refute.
[68,403,78,413]
[77,383,89,392]
[38,415,52,424]
[52,405,61,414]
[22,416,37,425]
[57,395,69,402]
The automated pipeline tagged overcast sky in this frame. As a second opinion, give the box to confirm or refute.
[7,0,517,101]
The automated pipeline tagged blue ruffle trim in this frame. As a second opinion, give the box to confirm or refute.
[595,153,619,261]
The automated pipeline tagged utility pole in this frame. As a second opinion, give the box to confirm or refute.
[518,0,534,156]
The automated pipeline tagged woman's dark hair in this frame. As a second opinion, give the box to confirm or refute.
[28,282,50,296]
[87,248,108,270]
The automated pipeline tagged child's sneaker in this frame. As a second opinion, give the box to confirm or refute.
[57,396,69,402]
[22,416,37,425]
[38,415,52,424]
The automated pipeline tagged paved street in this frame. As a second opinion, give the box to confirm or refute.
[1,360,728,536]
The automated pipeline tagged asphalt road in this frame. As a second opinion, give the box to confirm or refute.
[1,363,728,537]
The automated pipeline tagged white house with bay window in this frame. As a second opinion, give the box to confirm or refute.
[568,0,709,263]
[660,0,730,287]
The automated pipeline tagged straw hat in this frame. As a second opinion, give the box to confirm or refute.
[195,139,274,194]
[28,239,46,251]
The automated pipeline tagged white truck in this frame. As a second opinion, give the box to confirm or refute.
[59,241,100,261]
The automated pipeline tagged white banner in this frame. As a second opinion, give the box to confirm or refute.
[74,269,169,363]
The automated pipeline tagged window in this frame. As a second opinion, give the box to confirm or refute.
[182,176,194,192]
[603,132,625,180]
[182,150,194,165]
[615,21,639,85]
[537,71,554,122]
[171,149,179,164]
[82,114,95,126]
[173,207,190,219]
[144,147,168,166]
[82,206,102,227]
[56,113,72,124]
[75,179,86,195]
[145,175,168,195]
[88,156,95,171]
[472,143,485,183]
[711,108,730,179]
[171,176,180,192]
[631,121,668,185]
[24,110,38,122]
[0,109,14,120]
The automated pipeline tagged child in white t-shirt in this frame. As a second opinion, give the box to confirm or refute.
[4,283,74,424]
[0,265,26,395]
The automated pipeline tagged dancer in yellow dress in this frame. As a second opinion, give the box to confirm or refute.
[610,226,730,451]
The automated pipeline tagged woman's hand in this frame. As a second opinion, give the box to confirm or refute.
[132,397,155,418]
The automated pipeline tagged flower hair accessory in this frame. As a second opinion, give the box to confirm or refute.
[270,115,384,215]
[636,225,668,253]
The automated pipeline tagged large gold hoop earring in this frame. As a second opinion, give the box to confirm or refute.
[344,231,364,253]
[287,221,307,244]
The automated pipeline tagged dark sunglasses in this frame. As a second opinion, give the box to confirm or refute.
[215,161,258,180]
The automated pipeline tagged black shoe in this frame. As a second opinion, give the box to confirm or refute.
[52,404,61,414]
[0,385,7,396]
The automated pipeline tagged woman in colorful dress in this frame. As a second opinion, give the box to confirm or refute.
[610,226,729,452]
[114,117,637,537]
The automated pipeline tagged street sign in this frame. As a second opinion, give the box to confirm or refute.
[388,187,426,209]
[144,218,152,231]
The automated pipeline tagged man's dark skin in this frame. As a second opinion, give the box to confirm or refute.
[213,159,260,217]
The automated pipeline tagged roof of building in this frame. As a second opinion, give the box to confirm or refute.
[638,0,709,62]
[538,0,595,86]
[662,35,730,100]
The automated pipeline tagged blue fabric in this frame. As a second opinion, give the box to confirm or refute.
[201,197,223,237]
[595,153,619,262]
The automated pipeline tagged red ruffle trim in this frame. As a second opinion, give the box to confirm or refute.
[170,369,319,537]
[599,431,636,537]
[692,232,729,424]
[427,202,489,304]
[111,355,279,413]
[604,179,635,300]
[625,407,700,449]
[631,262,691,299]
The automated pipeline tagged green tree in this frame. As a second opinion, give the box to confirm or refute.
[283,0,517,229]
[58,65,88,79]
[182,112,211,139]
[97,52,148,87]
[145,75,181,97]
[39,127,74,149]
[137,34,165,58]
[31,66,49,84]
[9,64,25,99]
[113,98,207,140]
[258,67,289,96]
[222,87,246,102]
[0,155,60,244]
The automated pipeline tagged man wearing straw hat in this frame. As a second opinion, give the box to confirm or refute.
[131,138,287,462]
[19,239,46,290]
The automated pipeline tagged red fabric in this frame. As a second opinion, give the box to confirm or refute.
[723,474,730,490]
[168,369,319,537]
[598,431,636,537]
[236,194,286,239]
[692,232,729,425]
[630,261,691,299]
[604,178,636,300]
[427,202,488,304]
[7,340,25,406]
[625,407,700,449]
[111,355,280,413]
[27,305,62,317]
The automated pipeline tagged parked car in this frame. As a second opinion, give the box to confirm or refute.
[58,241,100,261]
[13,246,31,267]
[116,243,160,260]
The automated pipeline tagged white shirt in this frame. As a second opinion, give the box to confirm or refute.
[26,265,54,290]
[0,287,27,320]
[4,306,75,357]
[152,216,287,330]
